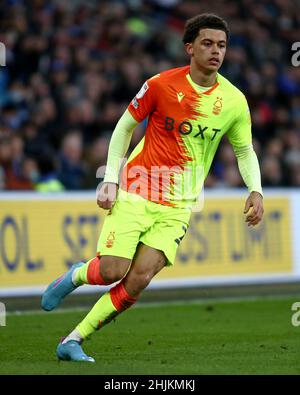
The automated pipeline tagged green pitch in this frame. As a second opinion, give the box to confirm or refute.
[1,296,300,374]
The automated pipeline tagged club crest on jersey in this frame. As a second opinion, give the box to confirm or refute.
[106,231,115,248]
[212,97,223,115]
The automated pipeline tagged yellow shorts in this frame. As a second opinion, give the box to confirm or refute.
[97,189,191,266]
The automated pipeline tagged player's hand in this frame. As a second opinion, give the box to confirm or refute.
[97,182,119,212]
[244,191,264,227]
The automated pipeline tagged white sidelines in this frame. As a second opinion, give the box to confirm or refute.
[0,272,300,298]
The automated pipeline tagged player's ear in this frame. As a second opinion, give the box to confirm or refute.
[185,43,194,56]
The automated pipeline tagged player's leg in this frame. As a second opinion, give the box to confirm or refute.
[56,200,191,362]
[76,244,166,337]
[73,255,129,286]
[41,255,131,312]
[55,191,154,361]
[41,190,145,312]
[57,243,166,362]
[122,243,166,297]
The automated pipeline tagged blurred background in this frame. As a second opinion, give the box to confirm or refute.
[0,0,299,192]
[1,1,300,376]
[0,0,300,308]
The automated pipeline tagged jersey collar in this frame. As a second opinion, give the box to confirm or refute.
[186,72,220,95]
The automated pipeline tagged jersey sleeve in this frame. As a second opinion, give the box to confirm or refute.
[127,76,159,123]
[103,109,138,184]
[227,94,252,148]
[233,145,263,196]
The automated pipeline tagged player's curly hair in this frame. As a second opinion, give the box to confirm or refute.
[182,13,229,44]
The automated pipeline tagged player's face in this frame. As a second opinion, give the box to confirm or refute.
[186,28,227,72]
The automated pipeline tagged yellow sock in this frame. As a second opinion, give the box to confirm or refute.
[76,281,137,339]
[74,260,90,285]
[76,293,118,338]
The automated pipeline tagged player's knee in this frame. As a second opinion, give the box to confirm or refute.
[100,265,124,284]
[100,256,129,284]
[130,272,152,291]
[132,260,165,290]
[154,254,167,271]
[143,255,166,277]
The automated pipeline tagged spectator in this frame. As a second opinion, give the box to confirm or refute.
[57,130,86,190]
[35,153,65,193]
[0,0,299,190]
[261,156,283,187]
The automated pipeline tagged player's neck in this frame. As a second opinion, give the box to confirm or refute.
[189,64,217,87]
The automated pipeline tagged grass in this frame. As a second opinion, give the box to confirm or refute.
[0,296,300,375]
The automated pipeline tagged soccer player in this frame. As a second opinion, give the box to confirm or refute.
[42,13,264,362]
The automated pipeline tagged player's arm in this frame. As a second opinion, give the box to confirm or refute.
[233,145,264,226]
[103,109,138,185]
[97,109,138,210]
[97,79,157,210]
[227,94,264,226]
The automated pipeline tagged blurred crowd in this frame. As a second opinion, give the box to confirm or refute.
[0,0,299,191]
